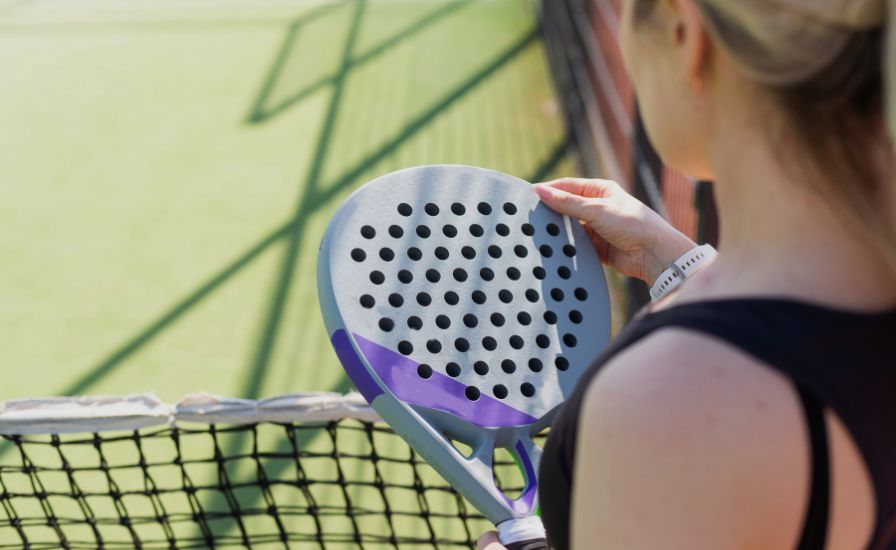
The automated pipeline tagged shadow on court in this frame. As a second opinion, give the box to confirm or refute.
[245,0,473,125]
[57,0,548,404]
[0,0,342,31]
[5,0,572,544]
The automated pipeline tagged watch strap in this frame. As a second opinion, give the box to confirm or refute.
[649,244,718,302]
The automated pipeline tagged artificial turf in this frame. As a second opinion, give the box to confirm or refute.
[0,0,574,403]
[0,1,575,546]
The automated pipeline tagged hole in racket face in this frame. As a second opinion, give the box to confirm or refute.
[345,197,599,409]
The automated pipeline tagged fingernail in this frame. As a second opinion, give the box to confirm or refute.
[533,185,552,201]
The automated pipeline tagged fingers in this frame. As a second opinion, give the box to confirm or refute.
[533,183,600,223]
[477,531,506,550]
[538,177,619,199]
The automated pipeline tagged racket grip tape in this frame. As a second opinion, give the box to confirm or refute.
[505,538,550,550]
[497,516,548,549]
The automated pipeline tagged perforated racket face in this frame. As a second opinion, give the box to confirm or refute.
[319,165,610,427]
[319,165,611,524]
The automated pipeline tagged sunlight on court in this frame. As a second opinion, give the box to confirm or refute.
[0,0,573,402]
[0,0,573,547]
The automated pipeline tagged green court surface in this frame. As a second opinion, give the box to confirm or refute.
[0,1,576,546]
[0,0,575,404]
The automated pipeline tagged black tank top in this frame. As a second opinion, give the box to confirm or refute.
[539,299,896,550]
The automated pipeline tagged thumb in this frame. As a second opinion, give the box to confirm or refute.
[534,183,595,222]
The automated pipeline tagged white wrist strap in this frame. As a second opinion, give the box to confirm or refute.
[649,244,718,302]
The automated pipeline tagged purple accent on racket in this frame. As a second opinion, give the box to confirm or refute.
[331,330,383,402]
[352,332,538,428]
[504,440,538,514]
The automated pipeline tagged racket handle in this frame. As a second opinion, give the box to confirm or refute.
[497,516,548,550]
[504,538,550,550]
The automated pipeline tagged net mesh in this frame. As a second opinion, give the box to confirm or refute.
[0,418,535,549]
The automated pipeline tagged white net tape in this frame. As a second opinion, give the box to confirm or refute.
[0,392,380,435]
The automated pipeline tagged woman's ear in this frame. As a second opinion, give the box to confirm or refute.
[674,0,712,92]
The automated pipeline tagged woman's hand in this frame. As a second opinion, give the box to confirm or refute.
[534,178,697,285]
[477,531,506,550]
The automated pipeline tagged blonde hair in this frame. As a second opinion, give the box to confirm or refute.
[694,0,893,138]
[688,0,896,275]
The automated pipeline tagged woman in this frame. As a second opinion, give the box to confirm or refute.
[481,0,895,548]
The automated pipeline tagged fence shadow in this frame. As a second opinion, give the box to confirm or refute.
[57,9,539,406]
[0,5,577,548]
[24,3,565,544]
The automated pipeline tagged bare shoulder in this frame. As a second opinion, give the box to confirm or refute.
[570,328,809,549]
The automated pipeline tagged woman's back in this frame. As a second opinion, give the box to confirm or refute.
[540,298,896,549]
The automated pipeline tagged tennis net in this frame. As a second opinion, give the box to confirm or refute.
[0,393,533,549]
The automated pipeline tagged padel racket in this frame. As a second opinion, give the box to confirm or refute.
[318,165,610,548]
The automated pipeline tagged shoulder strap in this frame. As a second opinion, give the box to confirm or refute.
[795,386,830,550]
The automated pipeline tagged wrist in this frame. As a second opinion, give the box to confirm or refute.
[644,230,698,286]
[649,244,718,302]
